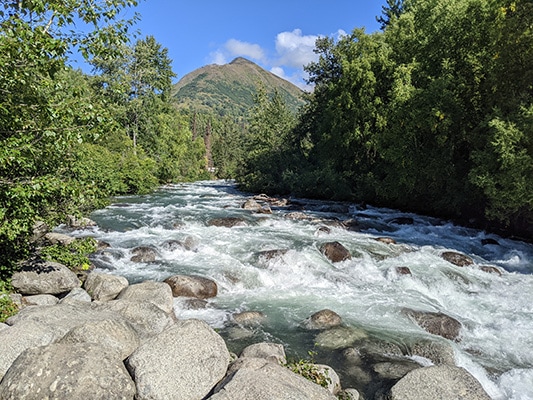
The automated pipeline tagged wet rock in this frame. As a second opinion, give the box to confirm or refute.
[116,280,174,314]
[375,237,396,245]
[127,319,230,400]
[232,311,266,326]
[320,241,352,263]
[356,339,404,360]
[240,342,286,364]
[97,240,111,249]
[164,274,218,299]
[285,211,311,220]
[396,266,412,275]
[0,343,135,399]
[338,388,360,400]
[161,236,199,252]
[210,357,337,400]
[481,238,499,246]
[66,215,97,228]
[183,298,209,309]
[242,198,271,214]
[207,217,248,227]
[373,359,422,380]
[305,309,343,330]
[316,226,332,235]
[84,271,129,302]
[341,219,361,231]
[480,265,503,276]
[404,309,462,341]
[441,251,474,267]
[130,246,157,263]
[408,339,456,366]
[315,326,368,349]
[388,217,414,225]
[257,249,288,261]
[388,365,491,400]
[11,261,80,295]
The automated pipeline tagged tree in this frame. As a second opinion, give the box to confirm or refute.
[377,0,406,30]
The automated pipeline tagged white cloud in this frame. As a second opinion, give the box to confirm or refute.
[210,50,227,65]
[274,29,319,68]
[225,39,266,61]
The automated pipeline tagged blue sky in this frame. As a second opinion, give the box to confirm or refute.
[115,1,386,89]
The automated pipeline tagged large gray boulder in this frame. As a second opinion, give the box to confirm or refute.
[22,293,59,306]
[304,309,343,330]
[59,318,140,360]
[388,365,491,400]
[44,232,76,246]
[100,299,175,338]
[11,261,80,295]
[164,274,218,299]
[320,242,352,263]
[127,319,230,400]
[116,280,174,314]
[209,357,337,400]
[84,271,129,301]
[0,319,56,380]
[0,343,135,399]
[315,326,368,350]
[240,342,286,364]
[404,309,462,341]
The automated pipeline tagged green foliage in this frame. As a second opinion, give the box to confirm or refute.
[40,237,97,271]
[285,351,332,389]
[0,281,18,323]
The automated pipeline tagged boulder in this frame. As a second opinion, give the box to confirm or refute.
[232,311,266,326]
[315,326,368,350]
[408,339,456,366]
[117,280,174,314]
[44,232,76,246]
[11,261,80,295]
[101,299,175,338]
[127,319,230,400]
[161,236,199,252]
[59,287,92,304]
[404,309,462,341]
[130,246,157,263]
[0,319,56,380]
[22,294,59,306]
[242,199,265,212]
[305,309,343,330]
[372,360,422,380]
[396,266,412,275]
[30,220,49,242]
[240,342,286,364]
[388,365,491,400]
[66,214,97,228]
[164,274,218,299]
[375,237,396,244]
[210,357,337,400]
[320,242,352,263]
[84,271,129,301]
[0,343,135,399]
[0,323,7,331]
[338,388,360,400]
[480,265,503,276]
[285,212,311,220]
[441,251,474,267]
[257,249,288,261]
[207,217,247,227]
[59,319,140,360]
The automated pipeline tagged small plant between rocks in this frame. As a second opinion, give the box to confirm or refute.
[39,237,97,272]
[285,350,332,389]
[0,281,18,323]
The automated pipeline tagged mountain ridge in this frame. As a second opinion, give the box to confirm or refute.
[172,57,306,116]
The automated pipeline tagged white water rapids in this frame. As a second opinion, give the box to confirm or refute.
[63,181,533,399]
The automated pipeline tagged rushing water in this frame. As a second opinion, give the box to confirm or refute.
[63,181,533,399]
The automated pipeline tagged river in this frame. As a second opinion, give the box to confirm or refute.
[63,180,533,399]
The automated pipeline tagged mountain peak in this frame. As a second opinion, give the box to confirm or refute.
[172,58,305,117]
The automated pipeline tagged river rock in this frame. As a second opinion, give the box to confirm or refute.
[404,309,462,341]
[480,265,503,276]
[130,246,157,262]
[207,217,247,227]
[44,231,76,245]
[210,357,337,400]
[240,342,286,364]
[338,388,360,400]
[375,237,397,244]
[164,274,218,299]
[66,214,97,228]
[441,251,474,267]
[11,261,80,295]
[285,211,311,220]
[242,198,272,214]
[372,359,422,380]
[117,280,174,314]
[161,236,199,252]
[388,365,491,400]
[232,310,266,326]
[127,319,230,400]
[0,343,135,399]
[59,318,140,360]
[305,309,343,330]
[102,299,175,338]
[0,319,56,380]
[59,287,92,304]
[396,266,412,275]
[84,271,129,301]
[409,339,456,365]
[315,326,368,349]
[22,294,59,306]
[320,241,352,263]
[257,249,289,261]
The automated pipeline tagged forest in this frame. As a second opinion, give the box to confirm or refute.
[0,0,532,285]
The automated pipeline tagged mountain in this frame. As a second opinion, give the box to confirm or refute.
[172,57,306,116]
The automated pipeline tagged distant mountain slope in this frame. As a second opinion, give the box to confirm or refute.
[172,57,306,116]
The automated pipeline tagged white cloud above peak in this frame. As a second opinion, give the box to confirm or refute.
[274,29,319,68]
